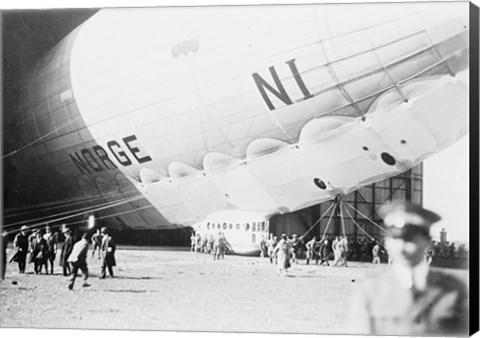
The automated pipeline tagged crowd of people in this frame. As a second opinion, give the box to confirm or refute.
[1,200,469,335]
[1,225,116,290]
[190,231,231,260]
[258,233,388,270]
[256,232,468,270]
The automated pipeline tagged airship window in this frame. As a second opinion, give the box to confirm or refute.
[363,146,369,151]
[261,222,265,231]
[217,223,221,229]
[245,223,250,231]
[381,152,396,166]
[223,223,227,230]
[252,223,256,232]
[236,224,240,230]
[313,178,327,190]
[229,224,233,230]
[206,223,210,230]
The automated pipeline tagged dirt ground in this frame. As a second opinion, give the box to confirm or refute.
[0,247,469,335]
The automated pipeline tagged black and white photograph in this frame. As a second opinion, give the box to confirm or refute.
[1,0,477,337]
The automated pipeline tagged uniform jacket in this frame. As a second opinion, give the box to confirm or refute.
[349,267,468,336]
[101,235,116,266]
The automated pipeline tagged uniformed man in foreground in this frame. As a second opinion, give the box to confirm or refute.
[349,200,468,336]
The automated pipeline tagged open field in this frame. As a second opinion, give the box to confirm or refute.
[0,247,469,334]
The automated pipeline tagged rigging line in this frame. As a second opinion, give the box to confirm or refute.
[96,204,154,221]
[3,189,140,218]
[344,201,388,234]
[300,202,336,238]
[343,206,389,251]
[2,192,110,212]
[354,190,384,222]
[339,199,347,238]
[7,195,146,232]
[2,114,84,159]
[3,194,143,228]
[343,206,375,241]
[321,206,336,240]
[16,204,154,231]
[3,192,121,216]
[3,196,136,228]
[2,186,141,213]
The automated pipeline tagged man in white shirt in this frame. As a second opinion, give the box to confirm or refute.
[349,200,468,336]
[67,233,90,290]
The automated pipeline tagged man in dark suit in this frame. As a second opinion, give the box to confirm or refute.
[100,227,116,278]
[13,225,29,273]
[29,231,48,274]
[59,228,74,276]
[318,239,331,266]
[349,201,468,336]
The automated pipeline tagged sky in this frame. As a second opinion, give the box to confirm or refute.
[423,135,470,242]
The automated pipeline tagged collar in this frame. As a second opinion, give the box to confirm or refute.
[392,261,429,291]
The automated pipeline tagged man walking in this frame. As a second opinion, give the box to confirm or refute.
[91,229,102,259]
[67,233,90,290]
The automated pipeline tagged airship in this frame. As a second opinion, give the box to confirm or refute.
[2,2,469,254]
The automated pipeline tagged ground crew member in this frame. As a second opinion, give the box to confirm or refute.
[371,241,381,264]
[267,234,278,264]
[91,229,103,259]
[213,232,226,260]
[290,234,301,264]
[305,237,318,265]
[349,200,468,336]
[190,232,196,252]
[259,235,268,258]
[334,237,348,267]
[318,239,331,266]
[100,227,116,278]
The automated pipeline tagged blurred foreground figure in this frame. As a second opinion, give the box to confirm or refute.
[1,231,7,280]
[349,201,468,336]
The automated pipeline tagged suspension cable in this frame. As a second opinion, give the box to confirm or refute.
[344,201,388,234]
[300,202,336,239]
